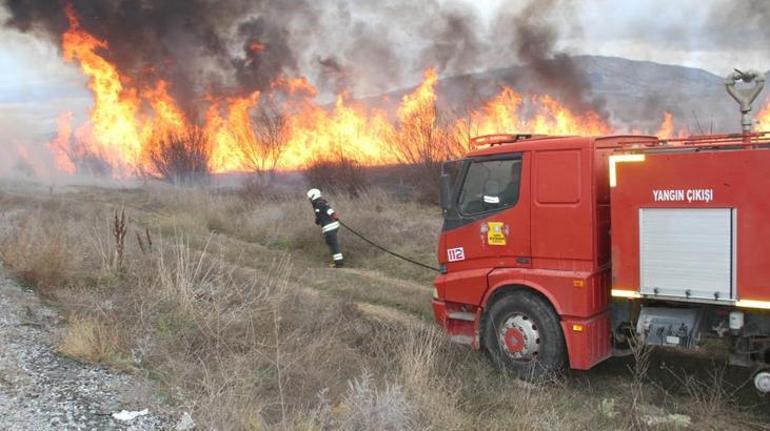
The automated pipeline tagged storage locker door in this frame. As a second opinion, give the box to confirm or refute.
[639,208,733,301]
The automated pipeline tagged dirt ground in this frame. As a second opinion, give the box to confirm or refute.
[0,180,767,430]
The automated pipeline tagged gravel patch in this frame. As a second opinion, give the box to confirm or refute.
[0,269,178,430]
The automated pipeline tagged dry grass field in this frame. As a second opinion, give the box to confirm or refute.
[0,180,767,430]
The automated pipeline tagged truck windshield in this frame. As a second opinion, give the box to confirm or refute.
[458,158,521,215]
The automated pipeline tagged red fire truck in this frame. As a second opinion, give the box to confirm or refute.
[433,70,770,392]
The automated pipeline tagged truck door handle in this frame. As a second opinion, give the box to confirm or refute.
[516,257,530,264]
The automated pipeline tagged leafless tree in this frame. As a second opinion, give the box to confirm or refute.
[147,126,211,186]
[240,103,288,186]
[391,105,467,202]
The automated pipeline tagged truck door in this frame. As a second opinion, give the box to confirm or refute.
[442,153,531,272]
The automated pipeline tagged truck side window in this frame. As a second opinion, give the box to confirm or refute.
[458,158,521,215]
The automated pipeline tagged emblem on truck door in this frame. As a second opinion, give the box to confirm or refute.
[485,222,509,246]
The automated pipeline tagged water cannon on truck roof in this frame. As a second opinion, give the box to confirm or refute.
[433,69,770,393]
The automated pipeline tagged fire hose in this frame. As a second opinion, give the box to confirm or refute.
[338,220,440,272]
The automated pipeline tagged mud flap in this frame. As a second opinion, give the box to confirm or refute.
[561,311,613,370]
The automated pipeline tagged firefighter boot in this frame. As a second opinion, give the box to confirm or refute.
[327,260,344,268]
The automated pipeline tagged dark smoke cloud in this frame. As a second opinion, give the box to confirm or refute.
[2,0,606,117]
[296,0,487,97]
[3,0,300,114]
[417,3,485,75]
[317,56,350,95]
[494,0,606,117]
[234,16,298,93]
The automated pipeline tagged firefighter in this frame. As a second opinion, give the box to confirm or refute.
[307,188,344,267]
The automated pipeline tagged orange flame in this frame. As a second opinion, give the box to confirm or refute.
[50,112,77,174]
[654,112,690,138]
[756,103,770,131]
[279,93,396,168]
[63,3,144,174]
[398,68,437,123]
[655,112,674,138]
[278,69,440,168]
[272,75,318,98]
[206,91,260,172]
[458,86,611,137]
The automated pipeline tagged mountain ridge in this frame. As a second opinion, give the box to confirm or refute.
[364,55,769,134]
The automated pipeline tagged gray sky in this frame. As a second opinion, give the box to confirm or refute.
[572,0,770,75]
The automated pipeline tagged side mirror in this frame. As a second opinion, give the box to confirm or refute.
[440,173,452,211]
[483,180,501,205]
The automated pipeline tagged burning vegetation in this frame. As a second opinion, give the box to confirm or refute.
[6,2,702,183]
[5,0,768,183]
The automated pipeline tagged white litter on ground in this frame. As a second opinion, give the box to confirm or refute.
[112,409,149,422]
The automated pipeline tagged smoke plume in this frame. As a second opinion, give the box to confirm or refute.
[493,0,606,117]
[2,0,606,116]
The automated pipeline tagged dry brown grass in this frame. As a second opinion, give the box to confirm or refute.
[0,182,765,430]
[0,205,77,291]
[58,316,123,364]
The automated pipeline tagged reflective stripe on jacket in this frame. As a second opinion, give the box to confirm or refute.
[312,198,338,232]
[322,221,340,233]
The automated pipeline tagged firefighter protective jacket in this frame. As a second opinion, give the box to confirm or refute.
[312,198,339,233]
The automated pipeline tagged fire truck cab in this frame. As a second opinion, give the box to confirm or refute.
[433,72,770,393]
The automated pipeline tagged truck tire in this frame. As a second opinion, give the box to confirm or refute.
[483,290,567,379]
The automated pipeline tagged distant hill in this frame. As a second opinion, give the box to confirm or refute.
[366,55,770,134]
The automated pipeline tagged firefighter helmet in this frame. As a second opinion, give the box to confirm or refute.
[307,188,322,201]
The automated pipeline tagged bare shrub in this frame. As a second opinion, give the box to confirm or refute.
[391,105,468,202]
[239,103,288,186]
[678,364,730,416]
[57,136,114,176]
[659,361,744,425]
[304,153,369,196]
[147,127,211,185]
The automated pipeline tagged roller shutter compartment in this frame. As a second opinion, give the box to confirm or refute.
[639,208,735,302]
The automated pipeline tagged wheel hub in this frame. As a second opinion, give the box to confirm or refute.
[498,313,540,360]
[755,370,770,394]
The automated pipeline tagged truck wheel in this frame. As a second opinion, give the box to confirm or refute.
[483,290,567,379]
